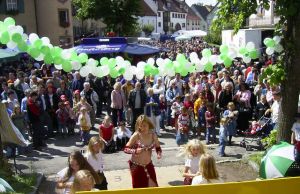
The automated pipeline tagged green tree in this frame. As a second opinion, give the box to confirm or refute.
[142,24,154,36]
[73,0,141,36]
[213,0,300,142]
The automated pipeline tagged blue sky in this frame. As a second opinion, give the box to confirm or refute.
[185,0,217,6]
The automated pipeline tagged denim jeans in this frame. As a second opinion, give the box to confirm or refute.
[167,105,172,126]
[58,123,68,134]
[81,130,90,145]
[206,127,216,144]
[219,138,226,156]
[159,110,166,129]
[176,131,188,146]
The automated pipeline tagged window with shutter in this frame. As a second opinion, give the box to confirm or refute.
[6,0,18,11]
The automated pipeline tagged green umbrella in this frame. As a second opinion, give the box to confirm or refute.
[0,178,14,192]
[0,48,21,62]
[260,142,295,179]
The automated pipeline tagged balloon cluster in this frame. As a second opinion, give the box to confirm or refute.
[263,36,283,55]
[0,17,284,80]
[238,42,259,63]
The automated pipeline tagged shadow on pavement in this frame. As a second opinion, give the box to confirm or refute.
[168,180,184,186]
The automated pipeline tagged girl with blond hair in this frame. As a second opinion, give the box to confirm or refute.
[178,139,206,185]
[124,115,162,188]
[85,136,107,190]
[71,170,97,193]
[191,154,223,185]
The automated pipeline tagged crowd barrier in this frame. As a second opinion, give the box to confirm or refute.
[78,176,299,194]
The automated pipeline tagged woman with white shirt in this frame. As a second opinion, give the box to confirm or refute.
[116,121,132,150]
[85,136,108,190]
[192,154,223,185]
[153,77,165,95]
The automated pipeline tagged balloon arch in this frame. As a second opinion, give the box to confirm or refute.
[0,17,283,80]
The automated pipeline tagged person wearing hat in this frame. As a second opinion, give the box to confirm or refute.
[291,113,300,162]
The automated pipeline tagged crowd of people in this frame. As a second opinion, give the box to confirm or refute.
[0,38,291,193]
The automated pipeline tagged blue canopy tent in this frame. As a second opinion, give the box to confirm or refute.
[74,37,165,55]
[74,37,127,54]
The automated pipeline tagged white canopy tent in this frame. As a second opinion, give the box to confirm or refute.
[173,30,207,38]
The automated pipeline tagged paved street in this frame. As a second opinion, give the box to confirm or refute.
[12,117,260,193]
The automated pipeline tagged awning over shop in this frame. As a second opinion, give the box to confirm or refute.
[0,49,21,62]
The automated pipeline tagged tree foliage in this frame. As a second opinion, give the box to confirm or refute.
[142,24,154,36]
[72,0,141,36]
[213,0,300,142]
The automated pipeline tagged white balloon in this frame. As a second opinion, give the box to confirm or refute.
[35,54,45,61]
[116,56,124,66]
[129,65,137,74]
[200,57,209,65]
[163,58,172,66]
[71,61,82,70]
[136,70,144,80]
[22,33,28,41]
[246,42,255,51]
[15,25,24,34]
[266,47,275,55]
[209,55,218,65]
[156,58,164,66]
[273,36,281,44]
[123,60,131,68]
[54,64,63,70]
[166,68,175,77]
[137,61,146,69]
[217,55,224,64]
[61,50,71,60]
[123,71,133,81]
[95,66,103,78]
[274,44,283,53]
[190,52,198,60]
[185,62,192,69]
[228,50,237,59]
[87,58,97,66]
[80,66,90,77]
[243,56,251,63]
[101,65,110,76]
[147,58,155,66]
[158,66,166,76]
[6,41,17,49]
[7,25,17,35]
[195,63,205,72]
[29,33,39,44]
[41,37,50,45]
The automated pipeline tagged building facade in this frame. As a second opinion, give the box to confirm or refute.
[0,0,74,47]
[191,3,218,32]
[186,7,201,30]
[248,1,279,28]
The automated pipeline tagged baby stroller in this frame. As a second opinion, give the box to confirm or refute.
[240,116,271,151]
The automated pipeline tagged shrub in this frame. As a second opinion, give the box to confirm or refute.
[142,24,154,36]
[262,130,278,149]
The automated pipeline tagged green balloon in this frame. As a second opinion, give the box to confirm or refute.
[79,53,89,63]
[152,67,159,75]
[70,51,78,60]
[239,47,247,55]
[202,49,212,58]
[110,69,118,78]
[40,46,50,55]
[0,31,10,44]
[34,39,43,48]
[220,53,227,61]
[263,38,272,46]
[166,60,173,68]
[4,17,15,27]
[266,39,275,48]
[188,65,196,73]
[44,54,53,64]
[118,67,125,75]
[51,46,63,57]
[224,57,232,67]
[108,58,116,68]
[249,50,258,59]
[0,21,6,32]
[28,47,40,58]
[180,68,189,77]
[54,56,63,65]
[62,61,72,72]
[176,54,186,63]
[100,57,109,66]
[12,33,22,43]
[220,45,229,54]
[17,41,28,52]
[144,64,152,73]
[204,62,213,72]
